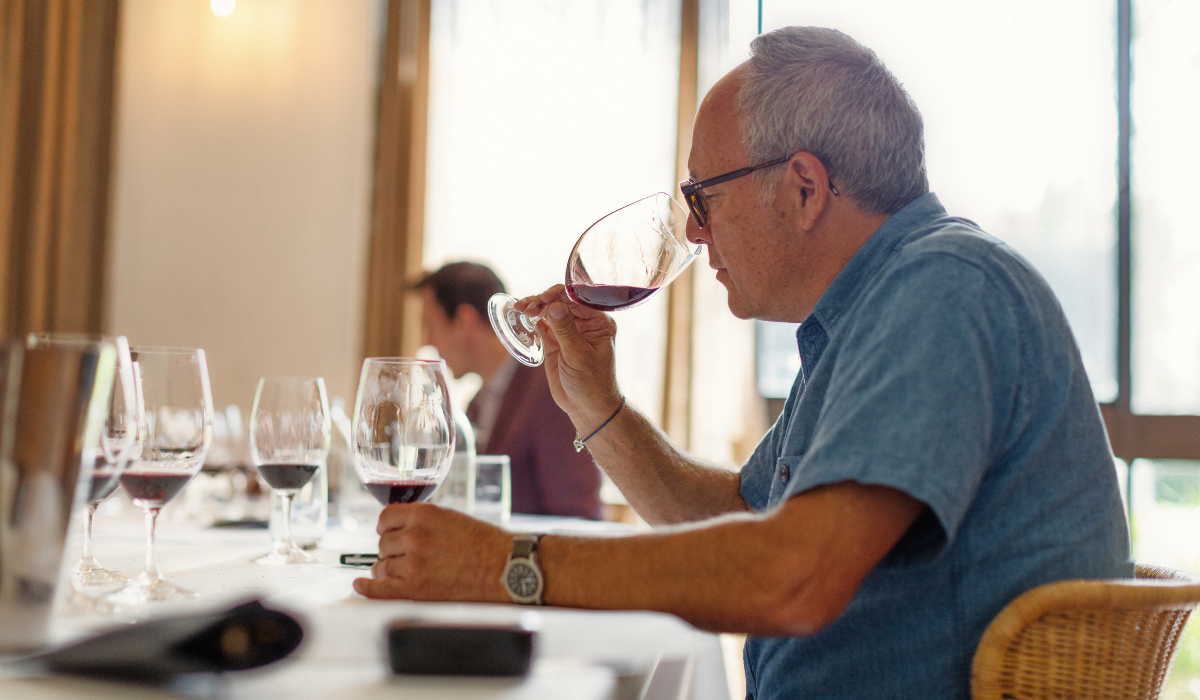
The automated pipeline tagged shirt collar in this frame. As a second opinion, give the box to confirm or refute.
[807,192,947,337]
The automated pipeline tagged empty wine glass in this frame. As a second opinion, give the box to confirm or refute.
[488,192,699,366]
[249,377,330,565]
[109,347,213,603]
[351,359,455,506]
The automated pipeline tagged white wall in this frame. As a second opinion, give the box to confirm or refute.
[106,0,381,411]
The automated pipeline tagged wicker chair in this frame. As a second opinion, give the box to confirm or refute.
[971,564,1200,699]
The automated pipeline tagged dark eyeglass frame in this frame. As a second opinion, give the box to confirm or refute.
[679,154,839,228]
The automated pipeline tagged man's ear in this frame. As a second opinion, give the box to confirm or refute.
[781,152,834,231]
[454,303,482,330]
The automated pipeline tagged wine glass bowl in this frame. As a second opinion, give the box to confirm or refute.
[249,377,331,565]
[488,192,698,366]
[565,191,696,310]
[351,359,455,506]
[109,347,213,604]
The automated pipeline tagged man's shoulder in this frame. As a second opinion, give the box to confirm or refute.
[875,215,1049,309]
[897,215,1010,269]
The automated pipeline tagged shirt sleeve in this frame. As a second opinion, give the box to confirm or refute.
[783,252,1016,552]
[740,371,804,512]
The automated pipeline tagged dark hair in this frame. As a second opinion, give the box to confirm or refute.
[413,262,506,321]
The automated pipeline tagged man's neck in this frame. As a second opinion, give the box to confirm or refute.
[784,208,891,322]
[475,339,515,385]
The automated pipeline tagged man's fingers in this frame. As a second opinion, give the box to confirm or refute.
[514,285,565,315]
[377,502,441,535]
[544,302,588,349]
[353,576,410,600]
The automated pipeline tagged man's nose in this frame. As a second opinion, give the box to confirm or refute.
[685,211,708,246]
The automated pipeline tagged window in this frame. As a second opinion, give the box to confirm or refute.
[1130,0,1200,415]
[422,0,683,420]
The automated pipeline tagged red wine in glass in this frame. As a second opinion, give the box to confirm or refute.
[88,470,122,506]
[119,471,194,508]
[566,283,657,311]
[365,479,440,506]
[489,192,698,366]
[257,463,320,491]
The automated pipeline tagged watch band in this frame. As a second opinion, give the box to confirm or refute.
[511,535,537,559]
[501,534,544,605]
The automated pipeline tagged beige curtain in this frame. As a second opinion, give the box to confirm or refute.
[0,0,120,338]
[362,0,431,359]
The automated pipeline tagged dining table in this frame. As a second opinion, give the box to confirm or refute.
[0,499,731,700]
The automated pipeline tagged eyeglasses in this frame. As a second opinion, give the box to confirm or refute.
[678,154,839,229]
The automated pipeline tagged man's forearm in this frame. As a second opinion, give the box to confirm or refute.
[579,401,749,524]
[535,483,924,635]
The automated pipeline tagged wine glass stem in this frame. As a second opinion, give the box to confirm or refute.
[279,491,295,551]
[143,506,161,579]
[520,312,542,332]
[80,504,97,564]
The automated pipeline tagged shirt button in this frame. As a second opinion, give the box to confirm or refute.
[779,465,791,484]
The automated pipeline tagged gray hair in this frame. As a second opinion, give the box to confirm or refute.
[739,27,928,215]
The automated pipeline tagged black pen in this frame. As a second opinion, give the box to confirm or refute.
[340,553,379,567]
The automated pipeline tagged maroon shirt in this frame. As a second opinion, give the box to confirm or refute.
[469,365,602,519]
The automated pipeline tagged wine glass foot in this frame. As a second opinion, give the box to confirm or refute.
[487,293,544,367]
[254,546,319,565]
[107,573,199,604]
[72,561,128,587]
[62,587,123,616]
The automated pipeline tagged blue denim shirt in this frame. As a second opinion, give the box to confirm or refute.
[739,193,1131,700]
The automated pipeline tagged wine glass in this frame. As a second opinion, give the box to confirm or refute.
[76,337,141,587]
[109,347,213,603]
[351,359,455,506]
[25,334,140,588]
[488,192,699,366]
[249,377,330,565]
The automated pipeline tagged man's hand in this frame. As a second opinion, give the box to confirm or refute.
[352,503,512,602]
[514,285,623,428]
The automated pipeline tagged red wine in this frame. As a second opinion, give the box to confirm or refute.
[366,479,439,505]
[120,471,193,507]
[88,471,121,505]
[257,463,319,491]
[566,283,656,311]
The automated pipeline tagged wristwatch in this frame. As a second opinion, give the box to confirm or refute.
[501,534,544,605]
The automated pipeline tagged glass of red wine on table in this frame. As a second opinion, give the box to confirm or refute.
[109,347,214,604]
[25,334,141,590]
[248,377,331,565]
[487,192,700,366]
[351,359,455,509]
[75,336,141,588]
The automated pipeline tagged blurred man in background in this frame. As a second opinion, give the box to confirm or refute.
[414,262,601,519]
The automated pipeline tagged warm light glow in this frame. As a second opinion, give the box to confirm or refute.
[211,0,235,17]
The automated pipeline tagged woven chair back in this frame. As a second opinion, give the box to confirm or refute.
[971,564,1200,699]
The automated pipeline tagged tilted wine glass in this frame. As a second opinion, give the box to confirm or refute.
[488,192,700,366]
[109,347,213,603]
[249,377,331,565]
[351,359,455,507]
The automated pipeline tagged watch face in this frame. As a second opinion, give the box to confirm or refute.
[506,562,540,598]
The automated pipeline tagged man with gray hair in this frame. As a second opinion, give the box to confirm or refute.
[355,27,1131,699]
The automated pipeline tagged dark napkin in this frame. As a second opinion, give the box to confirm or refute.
[17,599,303,683]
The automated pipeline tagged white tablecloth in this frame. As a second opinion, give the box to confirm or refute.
[0,507,729,700]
